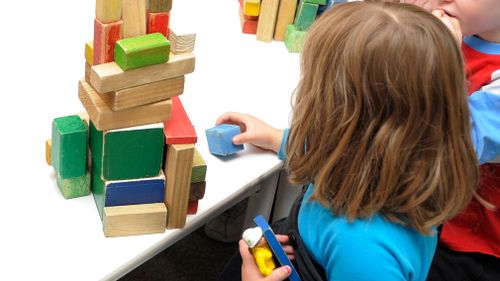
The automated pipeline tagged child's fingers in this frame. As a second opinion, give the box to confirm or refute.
[239,239,256,264]
[266,266,292,281]
[216,112,247,126]
[233,132,251,145]
[275,235,290,244]
[282,245,295,257]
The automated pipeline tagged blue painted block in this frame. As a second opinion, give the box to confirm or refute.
[254,215,302,281]
[104,174,165,207]
[205,124,244,156]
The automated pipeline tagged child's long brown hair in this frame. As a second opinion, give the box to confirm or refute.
[286,1,479,234]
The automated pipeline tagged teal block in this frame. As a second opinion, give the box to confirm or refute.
[295,1,319,31]
[304,0,327,5]
[51,115,87,179]
[89,122,164,181]
[57,170,90,199]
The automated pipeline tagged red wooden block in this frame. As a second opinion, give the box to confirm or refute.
[147,11,170,38]
[163,96,197,144]
[240,8,258,34]
[187,200,198,215]
[93,18,122,65]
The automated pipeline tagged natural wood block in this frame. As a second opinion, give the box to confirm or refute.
[79,79,172,131]
[51,115,88,179]
[294,1,318,31]
[85,41,94,66]
[240,8,258,34]
[122,0,146,38]
[103,203,167,237]
[100,76,184,111]
[189,181,206,201]
[85,63,91,83]
[96,0,122,23]
[168,29,196,54]
[147,12,170,37]
[90,52,195,93]
[187,200,198,215]
[56,170,91,199]
[285,24,307,53]
[46,139,52,166]
[274,0,298,41]
[114,33,170,71]
[148,0,172,12]
[93,18,122,65]
[164,144,194,228]
[191,148,207,183]
[243,0,261,17]
[256,0,280,42]
[163,96,197,144]
[89,121,164,181]
[105,171,165,206]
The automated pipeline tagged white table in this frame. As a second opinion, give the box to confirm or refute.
[0,1,300,280]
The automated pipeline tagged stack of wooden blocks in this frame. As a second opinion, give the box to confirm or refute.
[238,0,343,52]
[47,0,207,238]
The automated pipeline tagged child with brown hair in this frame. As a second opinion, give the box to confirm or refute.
[217,1,489,280]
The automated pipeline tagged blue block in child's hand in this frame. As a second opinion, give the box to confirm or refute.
[205,124,244,157]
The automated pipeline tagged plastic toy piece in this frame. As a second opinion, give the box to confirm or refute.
[285,24,307,53]
[163,96,197,144]
[114,33,170,71]
[93,18,122,65]
[147,11,170,37]
[242,226,276,277]
[205,124,244,157]
[253,215,302,281]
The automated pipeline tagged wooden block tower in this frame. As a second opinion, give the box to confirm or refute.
[48,0,207,237]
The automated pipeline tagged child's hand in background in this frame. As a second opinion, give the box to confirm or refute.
[216,112,284,153]
[432,9,463,45]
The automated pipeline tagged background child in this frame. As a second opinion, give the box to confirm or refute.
[218,2,481,280]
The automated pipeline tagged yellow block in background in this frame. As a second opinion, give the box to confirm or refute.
[243,0,261,17]
[46,139,52,166]
[85,41,94,66]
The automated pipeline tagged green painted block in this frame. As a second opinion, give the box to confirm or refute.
[114,33,170,71]
[303,0,326,5]
[91,160,106,219]
[295,1,319,31]
[191,148,207,183]
[148,0,172,12]
[51,115,87,179]
[57,170,90,199]
[89,121,164,181]
[285,24,308,53]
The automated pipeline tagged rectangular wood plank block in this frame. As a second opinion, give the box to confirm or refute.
[147,12,170,37]
[103,203,167,237]
[100,76,184,111]
[93,18,122,65]
[256,0,280,42]
[114,33,170,71]
[96,0,122,23]
[90,52,195,93]
[163,96,197,144]
[274,0,298,41]
[122,0,146,38]
[164,144,194,228]
[79,79,172,131]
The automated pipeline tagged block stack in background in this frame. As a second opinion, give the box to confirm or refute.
[47,0,207,238]
[238,0,347,53]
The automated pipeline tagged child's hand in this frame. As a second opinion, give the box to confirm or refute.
[432,9,463,45]
[276,234,296,261]
[239,240,292,281]
[216,112,284,153]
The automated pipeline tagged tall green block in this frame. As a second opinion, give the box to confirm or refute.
[303,0,326,5]
[295,1,319,31]
[51,115,87,179]
[57,171,90,199]
[89,122,164,181]
[285,24,308,53]
[114,33,171,71]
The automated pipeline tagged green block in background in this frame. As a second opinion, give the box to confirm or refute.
[51,115,87,179]
[89,122,164,181]
[285,24,308,53]
[303,0,326,5]
[57,170,90,199]
[114,33,171,71]
[295,1,319,31]
[191,148,207,183]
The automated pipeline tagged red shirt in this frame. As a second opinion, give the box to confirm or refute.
[439,37,500,258]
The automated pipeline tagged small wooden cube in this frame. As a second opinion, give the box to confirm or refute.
[285,24,307,53]
[189,181,206,201]
[93,18,122,65]
[243,0,260,17]
[205,124,244,157]
[147,11,170,37]
[114,33,170,71]
[191,148,207,183]
[56,170,91,199]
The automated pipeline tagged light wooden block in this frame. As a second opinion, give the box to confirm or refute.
[46,139,52,166]
[163,96,197,144]
[96,0,122,23]
[90,52,195,93]
[78,79,172,131]
[103,203,167,237]
[243,0,261,17]
[164,144,194,228]
[85,63,91,83]
[274,0,298,41]
[148,0,172,12]
[100,76,184,111]
[147,11,170,37]
[93,18,122,65]
[168,29,196,54]
[114,33,171,71]
[85,41,94,66]
[122,0,147,38]
[256,0,280,42]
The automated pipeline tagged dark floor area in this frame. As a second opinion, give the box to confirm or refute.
[119,225,239,281]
